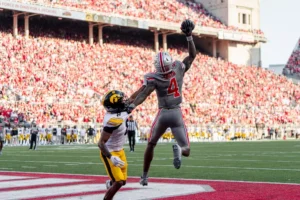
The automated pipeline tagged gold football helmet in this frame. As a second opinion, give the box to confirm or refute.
[102,90,128,113]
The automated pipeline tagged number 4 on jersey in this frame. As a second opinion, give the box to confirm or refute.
[167,77,180,98]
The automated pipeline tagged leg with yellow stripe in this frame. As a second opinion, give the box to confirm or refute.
[100,150,128,200]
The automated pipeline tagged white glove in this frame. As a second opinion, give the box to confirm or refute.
[110,156,125,168]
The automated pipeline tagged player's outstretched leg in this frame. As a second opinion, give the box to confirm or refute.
[140,110,166,186]
[171,121,190,169]
[140,143,155,186]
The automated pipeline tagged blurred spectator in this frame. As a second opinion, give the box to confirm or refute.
[284,38,300,76]
[87,126,95,144]
[0,16,298,131]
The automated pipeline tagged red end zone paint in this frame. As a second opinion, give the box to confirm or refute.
[0,171,300,200]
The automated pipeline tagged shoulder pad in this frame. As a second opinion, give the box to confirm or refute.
[173,60,185,70]
[143,73,156,86]
[144,73,156,81]
[107,117,124,127]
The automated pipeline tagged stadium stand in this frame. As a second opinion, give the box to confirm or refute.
[18,0,264,36]
[0,16,299,131]
[284,38,300,76]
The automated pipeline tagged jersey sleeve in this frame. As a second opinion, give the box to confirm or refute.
[103,117,124,134]
[173,60,186,75]
[142,73,156,86]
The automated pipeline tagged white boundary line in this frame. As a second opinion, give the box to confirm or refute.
[21,166,36,169]
[0,168,14,170]
[3,153,300,161]
[43,165,58,167]
[2,159,300,172]
[0,171,300,186]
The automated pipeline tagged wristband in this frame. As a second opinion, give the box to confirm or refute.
[186,36,193,41]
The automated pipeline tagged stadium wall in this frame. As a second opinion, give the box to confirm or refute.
[228,42,261,66]
[269,64,285,75]
[198,0,260,30]
[217,40,229,60]
[195,37,261,66]
[198,0,262,66]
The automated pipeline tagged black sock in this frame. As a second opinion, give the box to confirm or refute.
[142,172,148,178]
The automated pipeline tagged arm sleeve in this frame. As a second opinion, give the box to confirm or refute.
[133,74,156,107]
[103,125,121,133]
[103,117,124,134]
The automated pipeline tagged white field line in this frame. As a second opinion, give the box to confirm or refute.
[3,154,97,158]
[21,166,36,169]
[0,178,85,189]
[1,170,300,186]
[2,160,300,172]
[43,165,58,167]
[3,153,300,162]
[4,151,300,156]
[188,158,300,163]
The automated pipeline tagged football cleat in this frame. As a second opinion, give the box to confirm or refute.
[172,144,182,169]
[106,180,112,190]
[140,176,148,186]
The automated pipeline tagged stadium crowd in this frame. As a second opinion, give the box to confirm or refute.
[21,0,263,36]
[284,38,300,76]
[0,17,299,138]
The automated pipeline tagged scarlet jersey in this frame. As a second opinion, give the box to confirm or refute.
[143,60,186,109]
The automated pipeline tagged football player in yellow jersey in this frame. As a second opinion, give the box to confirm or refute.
[5,132,11,145]
[98,90,130,200]
[24,127,31,145]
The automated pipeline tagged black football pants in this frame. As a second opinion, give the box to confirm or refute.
[128,131,136,151]
[30,134,37,150]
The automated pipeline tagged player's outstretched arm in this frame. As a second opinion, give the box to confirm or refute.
[128,85,146,104]
[127,84,155,113]
[181,19,196,73]
[133,84,155,106]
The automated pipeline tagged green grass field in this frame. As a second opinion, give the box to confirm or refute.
[1,141,300,184]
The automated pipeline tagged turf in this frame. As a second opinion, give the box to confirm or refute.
[0,141,300,183]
